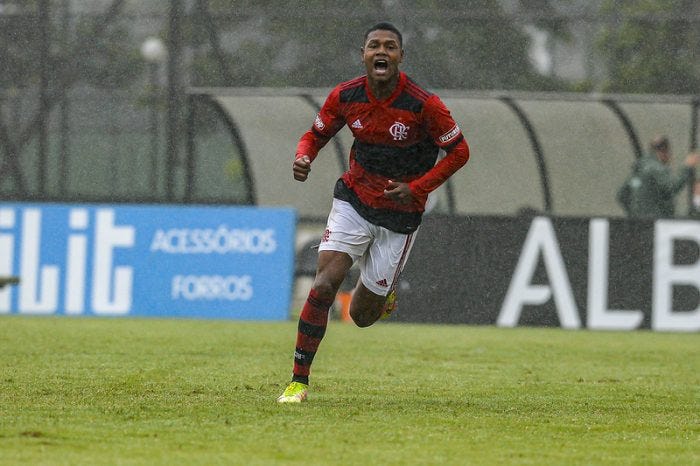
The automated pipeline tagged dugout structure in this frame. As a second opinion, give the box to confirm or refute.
[2,88,697,219]
[185,89,700,221]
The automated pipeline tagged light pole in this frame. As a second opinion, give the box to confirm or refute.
[140,37,166,196]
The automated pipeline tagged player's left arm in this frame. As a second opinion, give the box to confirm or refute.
[407,95,470,198]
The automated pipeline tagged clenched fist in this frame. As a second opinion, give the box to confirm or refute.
[293,155,311,182]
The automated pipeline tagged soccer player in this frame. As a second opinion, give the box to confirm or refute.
[277,22,470,403]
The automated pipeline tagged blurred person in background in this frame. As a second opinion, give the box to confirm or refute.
[277,22,470,403]
[690,179,700,219]
[616,135,699,218]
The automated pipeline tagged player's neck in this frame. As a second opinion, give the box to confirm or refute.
[369,75,399,101]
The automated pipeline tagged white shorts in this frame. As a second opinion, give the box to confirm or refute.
[318,199,418,296]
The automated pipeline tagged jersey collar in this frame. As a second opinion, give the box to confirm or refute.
[365,72,407,104]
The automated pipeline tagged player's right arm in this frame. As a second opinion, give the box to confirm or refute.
[293,86,345,182]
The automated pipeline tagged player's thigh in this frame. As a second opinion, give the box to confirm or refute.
[317,199,372,259]
[359,227,417,296]
[313,250,353,295]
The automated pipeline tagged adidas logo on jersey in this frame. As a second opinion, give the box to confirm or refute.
[376,278,388,288]
[351,119,363,129]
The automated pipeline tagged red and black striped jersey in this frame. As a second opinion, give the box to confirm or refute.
[296,72,469,233]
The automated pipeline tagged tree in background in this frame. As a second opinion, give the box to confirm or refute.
[0,0,146,198]
[597,0,700,94]
[0,0,142,92]
[187,0,569,91]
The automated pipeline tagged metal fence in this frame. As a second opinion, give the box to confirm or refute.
[1,1,699,207]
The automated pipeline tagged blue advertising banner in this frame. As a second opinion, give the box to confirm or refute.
[0,204,296,320]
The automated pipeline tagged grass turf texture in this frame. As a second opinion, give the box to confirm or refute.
[0,317,698,465]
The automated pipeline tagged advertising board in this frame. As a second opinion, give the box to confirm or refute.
[397,215,700,331]
[0,204,296,320]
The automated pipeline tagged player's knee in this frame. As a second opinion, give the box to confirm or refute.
[351,314,373,328]
[350,308,377,328]
[311,280,337,304]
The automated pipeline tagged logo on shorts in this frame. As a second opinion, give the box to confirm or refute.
[321,228,331,243]
[376,278,388,288]
[389,122,409,141]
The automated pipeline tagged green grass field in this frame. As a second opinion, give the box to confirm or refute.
[0,316,698,465]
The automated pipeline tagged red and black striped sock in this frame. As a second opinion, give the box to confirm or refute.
[291,288,333,385]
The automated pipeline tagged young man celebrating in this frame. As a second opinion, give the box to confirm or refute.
[278,22,470,403]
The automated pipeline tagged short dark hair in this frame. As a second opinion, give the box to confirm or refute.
[364,22,403,48]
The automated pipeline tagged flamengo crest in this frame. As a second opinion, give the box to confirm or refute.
[389,121,409,140]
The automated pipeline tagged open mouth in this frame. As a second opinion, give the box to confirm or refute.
[374,59,389,73]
